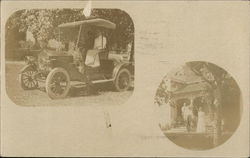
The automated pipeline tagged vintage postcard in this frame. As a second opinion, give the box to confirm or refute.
[1,0,249,157]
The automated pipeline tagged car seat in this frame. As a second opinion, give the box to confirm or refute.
[85,49,100,68]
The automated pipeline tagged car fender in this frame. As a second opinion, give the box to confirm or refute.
[112,63,130,79]
[20,64,37,73]
[48,59,81,81]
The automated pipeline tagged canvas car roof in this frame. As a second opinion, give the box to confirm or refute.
[58,18,116,29]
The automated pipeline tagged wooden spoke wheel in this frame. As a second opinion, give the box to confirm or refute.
[19,68,38,90]
[114,68,131,92]
[45,68,70,99]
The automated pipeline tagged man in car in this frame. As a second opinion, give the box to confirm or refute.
[93,30,107,50]
[77,27,95,94]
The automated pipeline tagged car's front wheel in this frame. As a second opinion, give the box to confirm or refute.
[19,67,38,90]
[114,68,131,92]
[45,68,70,99]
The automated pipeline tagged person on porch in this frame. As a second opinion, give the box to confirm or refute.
[181,103,188,124]
[196,107,206,133]
[186,105,193,132]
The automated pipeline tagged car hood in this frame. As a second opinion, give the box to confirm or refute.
[38,49,72,60]
[41,49,71,56]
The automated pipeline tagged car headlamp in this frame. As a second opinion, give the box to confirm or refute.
[25,56,36,64]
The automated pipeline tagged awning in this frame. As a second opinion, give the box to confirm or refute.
[172,82,211,95]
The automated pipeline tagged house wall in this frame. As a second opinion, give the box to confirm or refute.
[169,90,213,130]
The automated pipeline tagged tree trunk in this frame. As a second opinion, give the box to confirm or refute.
[33,37,40,49]
[213,110,221,146]
[213,87,222,147]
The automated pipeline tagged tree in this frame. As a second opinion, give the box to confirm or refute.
[155,81,168,106]
[5,10,27,59]
[6,9,134,50]
[92,9,134,49]
[6,9,83,45]
[186,61,233,146]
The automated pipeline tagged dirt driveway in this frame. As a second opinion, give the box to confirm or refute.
[5,61,133,107]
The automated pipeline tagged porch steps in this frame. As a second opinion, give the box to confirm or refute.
[164,126,187,133]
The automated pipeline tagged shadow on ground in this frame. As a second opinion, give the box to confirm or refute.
[5,62,134,107]
[165,132,232,150]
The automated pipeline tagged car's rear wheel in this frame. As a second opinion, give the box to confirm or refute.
[45,68,70,99]
[114,68,131,92]
[19,67,38,90]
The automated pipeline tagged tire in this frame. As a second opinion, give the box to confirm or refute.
[19,67,38,90]
[114,68,131,92]
[45,67,70,99]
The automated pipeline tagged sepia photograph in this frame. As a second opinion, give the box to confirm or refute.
[5,7,134,105]
[1,1,249,157]
[155,61,242,150]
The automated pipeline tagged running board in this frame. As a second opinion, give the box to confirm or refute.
[92,79,114,84]
[37,78,114,85]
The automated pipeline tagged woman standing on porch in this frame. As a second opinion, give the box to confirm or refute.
[196,107,206,133]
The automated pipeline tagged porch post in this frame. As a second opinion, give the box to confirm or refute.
[190,96,194,107]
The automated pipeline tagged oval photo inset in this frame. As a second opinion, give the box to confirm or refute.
[155,61,242,150]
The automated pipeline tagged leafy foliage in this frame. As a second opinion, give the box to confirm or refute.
[92,9,134,49]
[6,9,134,50]
[186,62,229,88]
[186,61,240,113]
[155,80,173,106]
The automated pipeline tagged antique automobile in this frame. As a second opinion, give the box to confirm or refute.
[19,18,134,99]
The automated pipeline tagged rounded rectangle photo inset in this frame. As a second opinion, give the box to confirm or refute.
[5,8,134,106]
